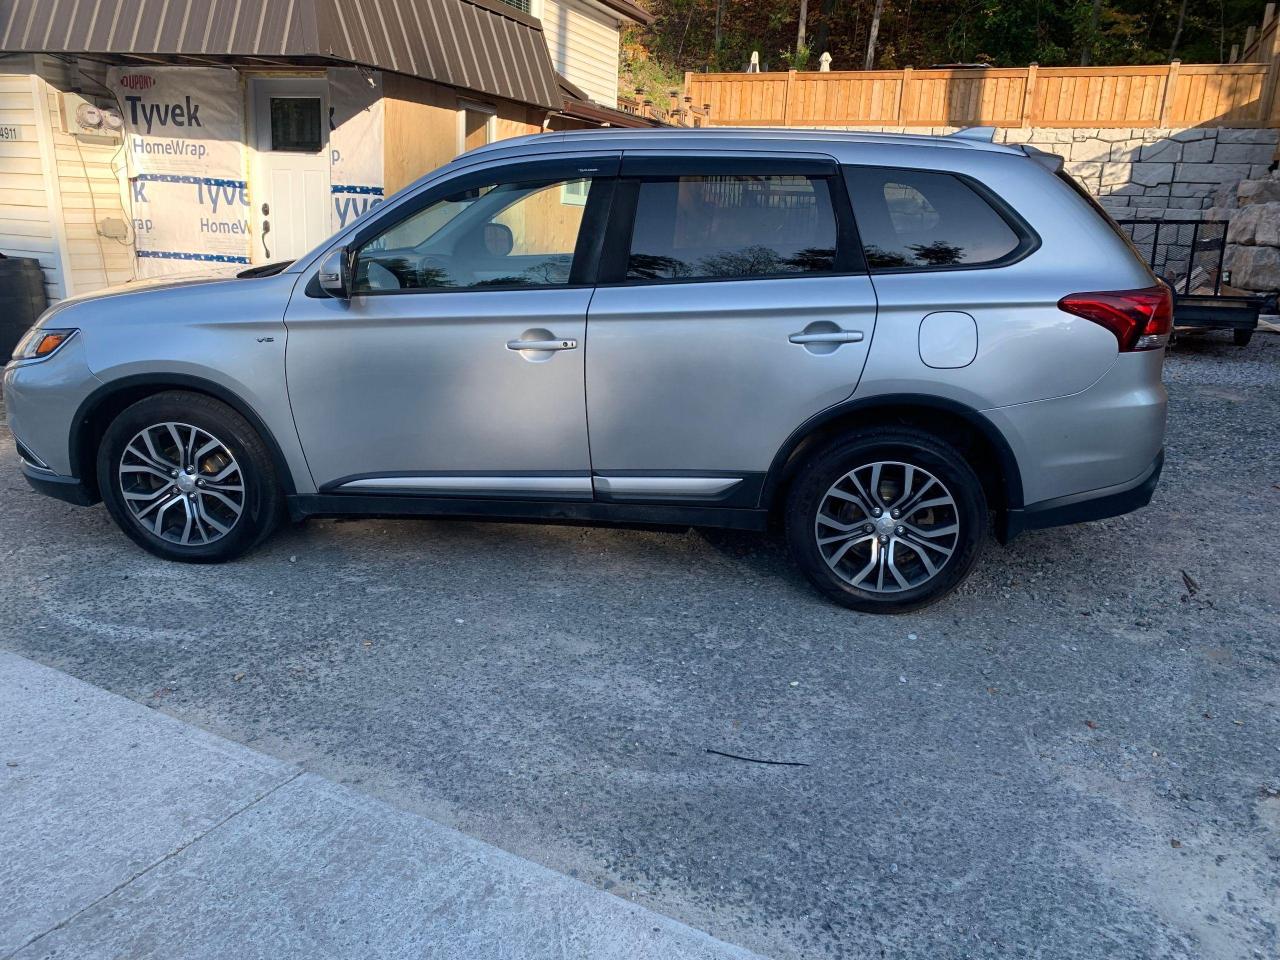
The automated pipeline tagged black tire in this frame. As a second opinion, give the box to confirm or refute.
[784,428,987,613]
[1233,328,1253,347]
[96,391,282,562]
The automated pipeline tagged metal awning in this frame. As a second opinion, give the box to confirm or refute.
[595,0,654,24]
[0,0,563,110]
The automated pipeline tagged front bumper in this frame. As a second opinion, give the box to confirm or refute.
[3,335,99,478]
[999,448,1163,542]
[19,458,97,506]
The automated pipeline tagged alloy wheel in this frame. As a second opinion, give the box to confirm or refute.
[814,460,960,593]
[117,422,245,545]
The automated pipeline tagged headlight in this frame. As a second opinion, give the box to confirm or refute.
[12,328,78,362]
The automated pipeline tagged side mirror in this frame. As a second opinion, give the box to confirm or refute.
[318,248,352,300]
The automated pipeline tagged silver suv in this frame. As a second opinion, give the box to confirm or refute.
[4,129,1170,613]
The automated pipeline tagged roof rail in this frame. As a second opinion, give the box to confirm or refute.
[950,126,997,142]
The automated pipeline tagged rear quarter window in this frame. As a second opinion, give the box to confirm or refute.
[845,167,1031,271]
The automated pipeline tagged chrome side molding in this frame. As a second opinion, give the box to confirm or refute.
[593,476,742,498]
[337,476,593,498]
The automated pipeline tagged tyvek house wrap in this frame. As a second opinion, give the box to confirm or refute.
[107,66,251,276]
[106,66,385,277]
[328,68,385,232]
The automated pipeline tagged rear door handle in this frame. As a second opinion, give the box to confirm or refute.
[506,337,578,351]
[788,330,864,344]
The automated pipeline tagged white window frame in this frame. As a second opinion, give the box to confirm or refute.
[456,99,497,156]
[560,178,589,206]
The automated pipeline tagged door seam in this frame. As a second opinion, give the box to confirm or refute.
[582,283,599,496]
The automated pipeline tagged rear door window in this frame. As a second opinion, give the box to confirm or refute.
[845,167,1027,270]
[625,175,840,282]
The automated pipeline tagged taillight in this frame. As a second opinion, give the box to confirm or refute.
[1057,284,1173,352]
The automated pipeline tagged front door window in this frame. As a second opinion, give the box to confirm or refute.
[353,176,597,292]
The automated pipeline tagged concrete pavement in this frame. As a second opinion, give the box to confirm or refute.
[0,651,762,960]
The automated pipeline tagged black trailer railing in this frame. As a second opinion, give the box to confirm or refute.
[1114,217,1270,346]
[1115,218,1228,295]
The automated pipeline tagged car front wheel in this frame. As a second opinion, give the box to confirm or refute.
[96,391,282,562]
[785,428,987,613]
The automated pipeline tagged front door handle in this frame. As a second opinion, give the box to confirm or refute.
[506,337,578,351]
[788,329,864,344]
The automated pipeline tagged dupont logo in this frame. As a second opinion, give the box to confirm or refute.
[118,74,156,91]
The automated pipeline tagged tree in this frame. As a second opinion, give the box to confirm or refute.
[1081,0,1103,65]
[809,0,839,64]
[623,0,1267,86]
[1168,0,1189,58]
[864,0,886,69]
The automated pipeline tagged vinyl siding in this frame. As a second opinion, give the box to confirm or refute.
[541,0,622,108]
[37,57,135,296]
[0,55,64,302]
[0,56,136,303]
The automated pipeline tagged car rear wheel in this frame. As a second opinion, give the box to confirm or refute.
[96,391,282,562]
[785,428,987,613]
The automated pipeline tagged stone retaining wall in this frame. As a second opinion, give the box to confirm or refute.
[1001,127,1278,222]
[1210,174,1280,293]
[819,124,1280,222]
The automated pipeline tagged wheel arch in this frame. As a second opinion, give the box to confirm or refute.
[761,394,1024,518]
[69,374,298,502]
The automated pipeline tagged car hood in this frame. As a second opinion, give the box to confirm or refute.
[36,264,293,327]
[63,267,245,304]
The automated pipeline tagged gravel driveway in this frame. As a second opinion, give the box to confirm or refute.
[2,333,1277,960]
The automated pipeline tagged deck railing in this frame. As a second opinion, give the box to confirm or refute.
[619,91,712,127]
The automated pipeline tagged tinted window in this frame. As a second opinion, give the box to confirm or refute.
[353,177,593,293]
[626,175,838,282]
[269,98,322,152]
[847,168,1021,270]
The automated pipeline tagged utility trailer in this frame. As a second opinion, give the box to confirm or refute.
[1116,218,1276,347]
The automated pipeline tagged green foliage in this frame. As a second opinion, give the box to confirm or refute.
[781,41,813,70]
[620,32,687,105]
[629,0,1263,82]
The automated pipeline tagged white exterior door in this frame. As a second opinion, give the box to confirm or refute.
[250,78,331,263]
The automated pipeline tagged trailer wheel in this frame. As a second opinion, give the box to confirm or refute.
[1233,329,1253,347]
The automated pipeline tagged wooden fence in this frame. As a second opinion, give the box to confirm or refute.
[685,60,1280,129]
[1240,2,1278,63]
